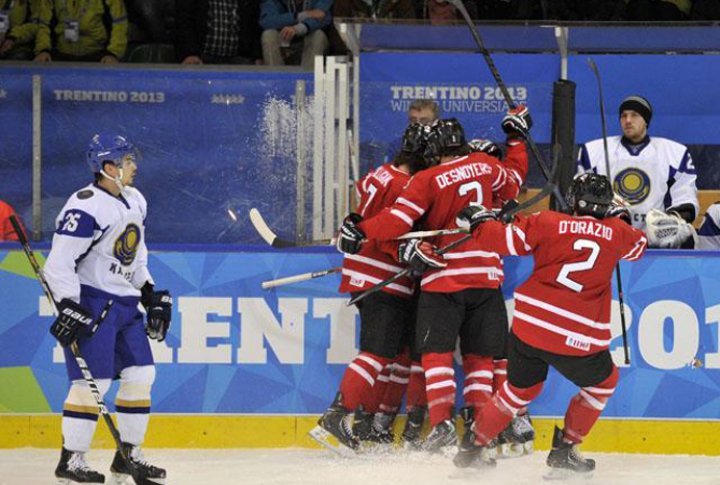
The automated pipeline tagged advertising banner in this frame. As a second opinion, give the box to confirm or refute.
[1,247,718,419]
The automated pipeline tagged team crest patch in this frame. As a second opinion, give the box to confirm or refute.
[613,167,650,204]
[77,190,94,200]
[114,223,141,265]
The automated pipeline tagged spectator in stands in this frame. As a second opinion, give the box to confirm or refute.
[384,99,440,162]
[259,0,332,70]
[465,0,543,20]
[34,0,128,63]
[577,95,699,249]
[691,0,720,20]
[626,0,690,20]
[175,0,261,65]
[545,0,626,20]
[0,0,49,60]
[0,199,20,242]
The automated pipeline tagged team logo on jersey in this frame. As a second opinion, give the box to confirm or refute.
[614,167,650,204]
[113,223,141,266]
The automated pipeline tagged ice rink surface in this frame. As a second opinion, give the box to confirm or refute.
[1,448,719,485]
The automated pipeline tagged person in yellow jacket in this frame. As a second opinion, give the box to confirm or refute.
[0,0,51,60]
[35,0,127,63]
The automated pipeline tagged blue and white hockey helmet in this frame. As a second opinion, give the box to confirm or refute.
[87,133,139,173]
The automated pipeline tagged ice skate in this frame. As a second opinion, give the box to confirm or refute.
[309,392,360,456]
[544,426,595,480]
[421,418,457,453]
[401,406,426,450]
[369,412,396,444]
[109,443,166,485]
[453,423,497,469]
[55,447,105,484]
[352,408,374,442]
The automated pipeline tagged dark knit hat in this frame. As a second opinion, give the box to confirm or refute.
[619,95,652,126]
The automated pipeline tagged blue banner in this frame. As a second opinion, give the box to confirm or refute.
[1,247,719,418]
[0,67,313,245]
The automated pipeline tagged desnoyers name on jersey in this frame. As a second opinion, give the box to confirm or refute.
[52,89,166,103]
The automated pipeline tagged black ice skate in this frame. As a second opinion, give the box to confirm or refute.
[401,406,426,450]
[352,408,374,441]
[109,442,166,485]
[544,426,595,480]
[308,392,360,456]
[368,412,396,444]
[497,414,535,458]
[421,418,457,452]
[55,447,105,484]
[453,424,497,470]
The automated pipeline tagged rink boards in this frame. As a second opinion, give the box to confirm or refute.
[0,246,719,453]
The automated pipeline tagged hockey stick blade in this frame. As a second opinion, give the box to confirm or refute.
[262,267,341,289]
[249,208,332,248]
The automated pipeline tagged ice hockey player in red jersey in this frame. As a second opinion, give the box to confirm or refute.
[453,173,647,477]
[336,108,531,453]
[310,123,429,453]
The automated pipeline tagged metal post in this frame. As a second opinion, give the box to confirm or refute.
[312,56,325,240]
[32,75,42,241]
[323,56,337,239]
[295,80,307,244]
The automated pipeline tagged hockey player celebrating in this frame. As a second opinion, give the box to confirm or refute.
[577,95,698,248]
[44,134,171,484]
[453,173,647,478]
[310,124,429,453]
[336,108,530,453]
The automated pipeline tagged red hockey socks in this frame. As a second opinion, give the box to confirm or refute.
[492,358,507,393]
[563,366,619,444]
[406,360,427,409]
[422,352,456,427]
[378,350,411,415]
[462,354,494,415]
[474,381,543,446]
[339,352,390,411]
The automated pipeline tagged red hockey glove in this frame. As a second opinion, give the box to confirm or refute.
[398,238,447,275]
[502,104,532,137]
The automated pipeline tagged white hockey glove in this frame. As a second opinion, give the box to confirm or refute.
[645,209,697,249]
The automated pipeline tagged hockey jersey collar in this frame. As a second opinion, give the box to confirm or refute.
[620,135,651,157]
[92,182,130,209]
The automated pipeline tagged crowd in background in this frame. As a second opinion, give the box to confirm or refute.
[0,0,719,66]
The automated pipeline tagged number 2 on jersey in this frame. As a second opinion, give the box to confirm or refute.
[556,239,600,292]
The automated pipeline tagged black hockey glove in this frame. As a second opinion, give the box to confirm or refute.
[141,283,172,342]
[50,299,96,347]
[456,205,497,232]
[501,104,533,137]
[398,238,447,275]
[336,213,366,255]
[468,139,502,159]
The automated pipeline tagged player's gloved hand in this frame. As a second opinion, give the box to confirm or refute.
[336,213,365,254]
[645,209,696,249]
[398,238,447,275]
[501,104,532,137]
[606,195,632,224]
[141,283,172,342]
[456,205,497,232]
[50,299,96,347]
[468,139,502,159]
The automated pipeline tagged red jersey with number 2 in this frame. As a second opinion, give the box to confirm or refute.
[474,211,647,356]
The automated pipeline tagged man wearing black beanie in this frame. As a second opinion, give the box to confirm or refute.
[577,95,698,248]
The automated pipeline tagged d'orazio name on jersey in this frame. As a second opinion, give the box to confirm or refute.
[558,219,613,241]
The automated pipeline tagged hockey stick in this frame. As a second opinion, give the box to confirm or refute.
[251,208,469,248]
[445,0,568,211]
[347,148,562,307]
[8,215,155,485]
[262,267,342,290]
[587,58,630,365]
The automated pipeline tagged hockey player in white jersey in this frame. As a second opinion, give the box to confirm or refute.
[578,95,698,247]
[44,133,171,485]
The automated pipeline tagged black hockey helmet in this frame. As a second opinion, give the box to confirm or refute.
[395,123,429,174]
[566,173,613,218]
[423,118,467,166]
